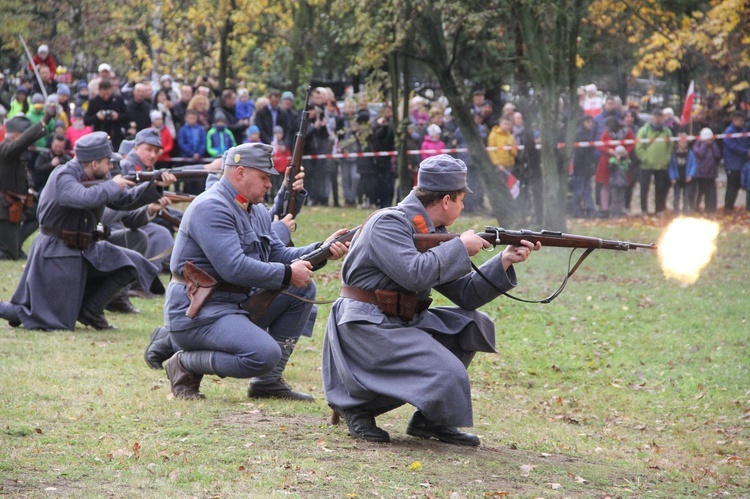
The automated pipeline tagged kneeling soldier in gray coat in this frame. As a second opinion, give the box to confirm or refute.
[0,132,176,330]
[323,154,540,446]
[161,143,348,402]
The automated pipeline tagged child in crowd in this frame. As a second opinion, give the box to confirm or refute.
[271,125,291,196]
[206,111,236,157]
[608,145,631,217]
[246,125,261,143]
[419,124,446,186]
[691,128,721,213]
[150,110,174,164]
[235,88,254,126]
[668,133,696,214]
[177,109,207,161]
[421,124,445,160]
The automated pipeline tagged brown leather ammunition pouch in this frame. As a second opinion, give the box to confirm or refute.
[342,285,432,322]
[4,192,26,224]
[374,289,398,317]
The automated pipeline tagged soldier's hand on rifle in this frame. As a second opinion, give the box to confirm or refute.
[323,229,350,260]
[274,213,296,233]
[285,166,305,192]
[290,260,314,288]
[460,230,490,256]
[147,197,172,216]
[112,175,136,190]
[500,239,541,269]
[154,171,178,187]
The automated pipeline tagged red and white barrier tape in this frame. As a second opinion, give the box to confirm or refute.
[29,131,750,161]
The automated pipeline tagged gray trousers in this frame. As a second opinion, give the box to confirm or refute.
[170,282,316,378]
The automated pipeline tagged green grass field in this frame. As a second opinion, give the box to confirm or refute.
[1,207,748,498]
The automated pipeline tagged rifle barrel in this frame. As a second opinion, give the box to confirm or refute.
[414,228,657,253]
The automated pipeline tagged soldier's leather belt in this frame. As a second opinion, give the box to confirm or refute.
[340,284,431,321]
[171,272,251,295]
[39,226,104,250]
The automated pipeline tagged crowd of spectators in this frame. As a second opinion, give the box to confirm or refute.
[1,44,748,215]
[570,87,750,217]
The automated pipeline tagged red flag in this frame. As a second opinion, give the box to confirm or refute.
[506,173,520,199]
[681,81,695,125]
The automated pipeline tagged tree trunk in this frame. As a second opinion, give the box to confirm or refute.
[436,65,517,225]
[391,53,411,200]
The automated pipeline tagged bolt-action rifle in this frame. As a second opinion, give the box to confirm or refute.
[81,168,211,187]
[415,227,657,303]
[279,86,312,246]
[240,225,360,321]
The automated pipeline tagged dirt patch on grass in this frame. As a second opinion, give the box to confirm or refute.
[215,408,654,496]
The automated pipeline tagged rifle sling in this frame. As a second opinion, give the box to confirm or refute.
[472,248,596,304]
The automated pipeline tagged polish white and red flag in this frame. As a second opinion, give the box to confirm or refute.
[681,80,695,124]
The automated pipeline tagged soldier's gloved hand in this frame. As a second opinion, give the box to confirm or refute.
[290,260,314,288]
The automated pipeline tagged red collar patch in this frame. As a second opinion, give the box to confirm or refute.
[235,193,249,210]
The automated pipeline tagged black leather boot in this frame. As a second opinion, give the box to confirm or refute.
[406,410,480,447]
[77,307,116,330]
[105,290,140,314]
[331,404,391,443]
[144,326,176,370]
[0,300,21,327]
[248,339,313,402]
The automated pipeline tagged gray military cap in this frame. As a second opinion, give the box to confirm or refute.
[134,127,162,148]
[4,116,32,134]
[224,143,278,175]
[417,154,472,193]
[118,139,135,156]
[75,131,121,162]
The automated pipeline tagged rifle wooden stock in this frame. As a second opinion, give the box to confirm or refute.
[414,227,657,253]
[164,192,197,203]
[281,86,312,222]
[81,169,211,187]
[240,225,360,322]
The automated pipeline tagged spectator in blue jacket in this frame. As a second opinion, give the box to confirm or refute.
[177,110,207,161]
[668,133,697,214]
[722,110,750,212]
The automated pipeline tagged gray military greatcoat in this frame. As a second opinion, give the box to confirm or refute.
[322,192,518,428]
[11,159,163,330]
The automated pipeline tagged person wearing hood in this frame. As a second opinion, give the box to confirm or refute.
[206,111,236,157]
[8,87,29,119]
[29,44,57,78]
[636,108,674,216]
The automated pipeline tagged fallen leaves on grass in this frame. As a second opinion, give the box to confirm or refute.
[519,463,536,476]
[549,482,563,489]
